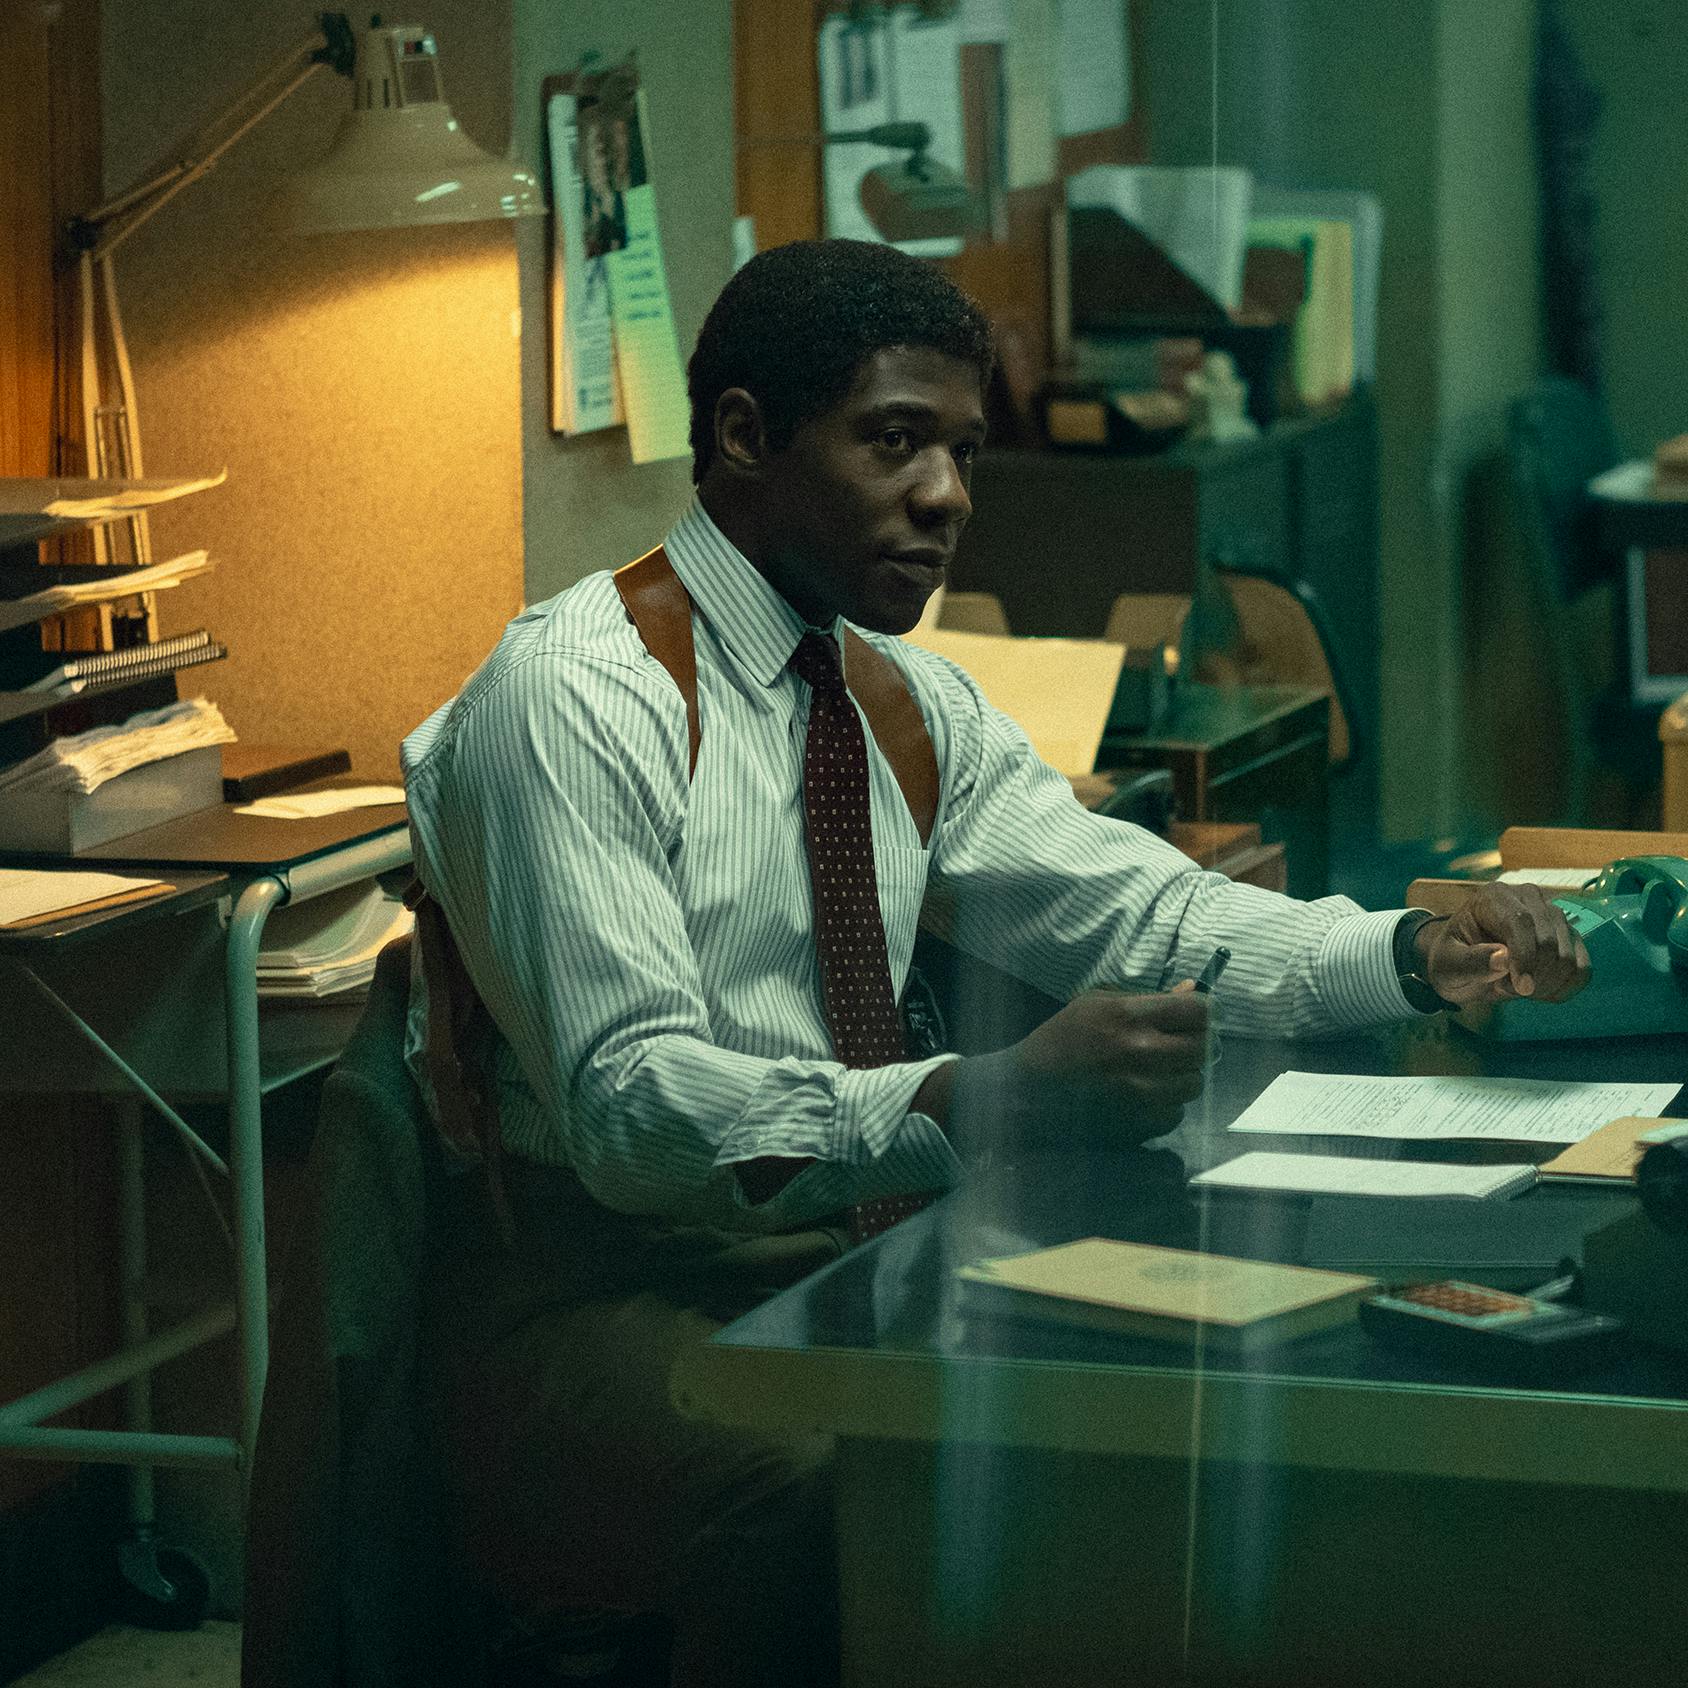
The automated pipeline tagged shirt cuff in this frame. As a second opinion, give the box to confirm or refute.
[1315,907,1423,1026]
[835,1053,960,1162]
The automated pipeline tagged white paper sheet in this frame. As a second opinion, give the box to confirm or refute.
[1229,1071,1683,1145]
[0,551,213,635]
[1067,165,1254,312]
[0,867,163,927]
[1056,0,1129,136]
[235,786,404,821]
[1192,1151,1537,1200]
[0,472,226,519]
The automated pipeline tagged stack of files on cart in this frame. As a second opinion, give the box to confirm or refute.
[0,696,233,798]
[257,880,414,1000]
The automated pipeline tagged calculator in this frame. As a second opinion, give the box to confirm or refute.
[1359,1281,1623,1380]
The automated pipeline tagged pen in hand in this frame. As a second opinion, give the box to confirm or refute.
[1193,946,1232,995]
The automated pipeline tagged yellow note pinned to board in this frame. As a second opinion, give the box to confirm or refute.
[603,93,689,465]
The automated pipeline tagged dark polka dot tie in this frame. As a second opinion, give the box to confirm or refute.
[790,631,936,1243]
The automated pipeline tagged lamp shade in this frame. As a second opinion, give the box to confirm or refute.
[273,22,541,232]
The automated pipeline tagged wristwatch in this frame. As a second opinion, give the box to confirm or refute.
[1393,909,1454,1014]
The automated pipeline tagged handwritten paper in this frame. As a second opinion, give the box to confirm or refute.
[1229,1071,1683,1145]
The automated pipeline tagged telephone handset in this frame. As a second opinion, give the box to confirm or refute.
[1472,855,1688,1041]
[1574,856,1688,970]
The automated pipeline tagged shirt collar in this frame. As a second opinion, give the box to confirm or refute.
[663,497,840,688]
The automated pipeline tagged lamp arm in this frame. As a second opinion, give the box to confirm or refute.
[70,14,356,264]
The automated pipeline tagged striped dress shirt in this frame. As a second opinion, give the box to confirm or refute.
[402,498,1414,1232]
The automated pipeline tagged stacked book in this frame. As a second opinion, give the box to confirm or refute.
[257,880,414,1000]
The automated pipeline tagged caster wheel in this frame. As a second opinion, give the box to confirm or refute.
[116,1534,211,1631]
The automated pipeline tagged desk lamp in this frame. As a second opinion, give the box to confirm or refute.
[66,11,542,568]
[825,120,983,243]
[740,119,984,246]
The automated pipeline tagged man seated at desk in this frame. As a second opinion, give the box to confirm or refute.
[401,238,1590,1687]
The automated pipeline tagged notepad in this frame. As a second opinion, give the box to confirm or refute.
[1229,1072,1683,1144]
[955,1237,1374,1351]
[1192,1151,1536,1201]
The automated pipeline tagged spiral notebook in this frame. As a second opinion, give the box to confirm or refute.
[0,634,226,725]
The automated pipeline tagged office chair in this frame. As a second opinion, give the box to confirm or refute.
[242,935,667,1688]
[1505,376,1659,824]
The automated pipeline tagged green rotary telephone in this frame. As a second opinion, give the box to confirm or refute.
[1474,857,1688,1041]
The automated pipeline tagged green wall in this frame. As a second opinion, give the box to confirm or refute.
[1562,0,1688,459]
[513,0,736,602]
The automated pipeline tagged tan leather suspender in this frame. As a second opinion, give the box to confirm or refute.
[612,545,939,846]
[409,544,942,1207]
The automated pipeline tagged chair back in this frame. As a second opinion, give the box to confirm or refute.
[1506,376,1619,604]
[243,933,483,1688]
[1505,377,1625,820]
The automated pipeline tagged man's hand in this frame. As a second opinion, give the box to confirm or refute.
[930,988,1211,1155]
[1420,883,1592,1005]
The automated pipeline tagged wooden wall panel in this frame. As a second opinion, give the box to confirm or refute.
[0,0,113,1521]
[734,0,825,253]
[1,5,56,476]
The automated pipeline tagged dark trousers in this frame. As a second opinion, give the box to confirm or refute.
[434,1160,846,1688]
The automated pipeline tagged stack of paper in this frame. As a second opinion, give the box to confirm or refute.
[257,881,413,999]
[0,696,234,798]
[0,473,226,545]
[0,551,213,635]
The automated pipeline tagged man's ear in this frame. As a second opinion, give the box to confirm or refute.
[713,387,770,476]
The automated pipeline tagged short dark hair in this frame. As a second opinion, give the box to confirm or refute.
[687,239,995,482]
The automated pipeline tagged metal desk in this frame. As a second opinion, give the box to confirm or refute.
[0,800,409,1613]
[674,1022,1688,1687]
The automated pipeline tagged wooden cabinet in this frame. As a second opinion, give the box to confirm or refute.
[951,392,1380,831]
